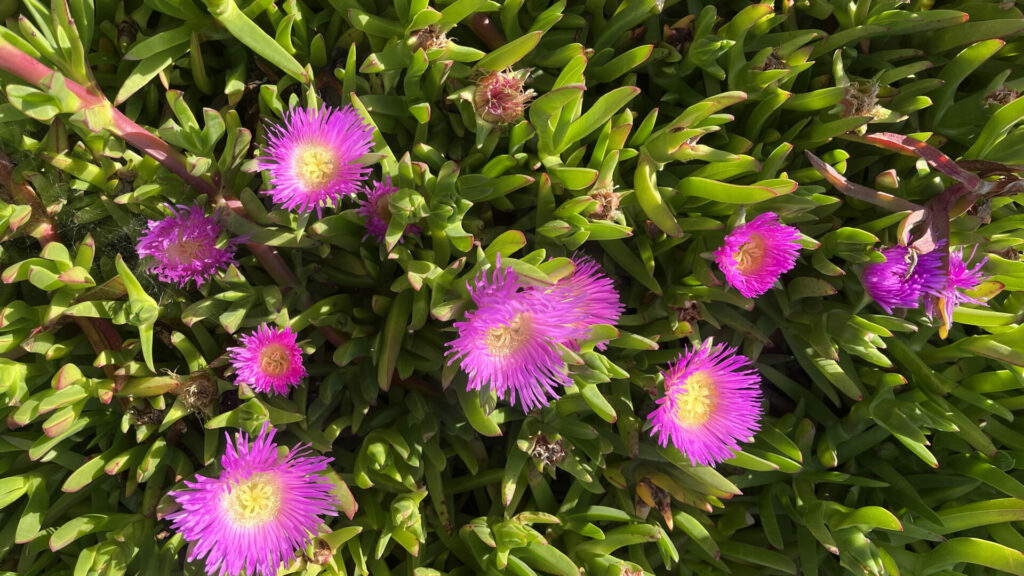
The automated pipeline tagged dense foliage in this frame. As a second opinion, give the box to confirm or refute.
[2,0,1024,575]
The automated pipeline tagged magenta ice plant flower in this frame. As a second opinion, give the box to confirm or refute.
[228,324,307,395]
[168,423,337,576]
[256,105,374,216]
[926,246,988,326]
[357,176,420,242]
[862,245,945,313]
[648,341,763,467]
[713,212,802,298]
[446,263,580,412]
[136,204,238,288]
[546,255,624,345]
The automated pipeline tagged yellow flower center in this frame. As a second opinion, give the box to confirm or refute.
[223,473,282,528]
[485,314,531,357]
[295,145,338,189]
[733,233,766,274]
[259,343,291,377]
[165,239,204,265]
[674,371,717,427]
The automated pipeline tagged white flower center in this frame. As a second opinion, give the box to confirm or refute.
[223,473,282,527]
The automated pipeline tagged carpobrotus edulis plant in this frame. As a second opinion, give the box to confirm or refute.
[167,424,337,576]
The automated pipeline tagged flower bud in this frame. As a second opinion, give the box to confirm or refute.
[473,70,535,124]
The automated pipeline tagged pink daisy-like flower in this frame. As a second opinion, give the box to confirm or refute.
[168,423,337,576]
[446,262,579,412]
[256,105,374,216]
[546,255,624,345]
[356,176,421,242]
[862,245,945,313]
[713,212,802,298]
[925,246,988,325]
[136,205,238,288]
[228,324,307,395]
[648,341,763,467]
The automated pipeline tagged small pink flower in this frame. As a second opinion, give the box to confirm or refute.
[256,105,374,216]
[168,423,336,576]
[648,341,763,466]
[228,324,307,395]
[713,212,802,298]
[356,176,420,242]
[136,205,238,288]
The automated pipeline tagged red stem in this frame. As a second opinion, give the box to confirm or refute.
[469,14,507,51]
[0,39,216,197]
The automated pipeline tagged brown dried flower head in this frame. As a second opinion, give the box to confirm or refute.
[663,15,695,53]
[180,370,218,416]
[309,538,333,565]
[674,300,701,324]
[840,81,880,118]
[589,187,622,221]
[412,25,448,52]
[128,404,164,427]
[529,434,566,469]
[984,86,1020,108]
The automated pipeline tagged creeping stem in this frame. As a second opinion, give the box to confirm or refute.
[0,38,217,197]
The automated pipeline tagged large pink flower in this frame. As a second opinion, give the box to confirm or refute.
[256,105,374,216]
[648,341,763,466]
[713,212,802,298]
[228,324,307,395]
[446,263,580,412]
[135,205,238,287]
[168,423,337,576]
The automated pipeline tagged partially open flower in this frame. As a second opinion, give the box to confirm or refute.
[136,205,239,288]
[257,105,374,216]
[228,324,307,395]
[648,341,763,467]
[925,246,988,328]
[168,423,337,576]
[356,176,421,243]
[713,212,802,299]
[473,70,535,124]
[862,245,945,313]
